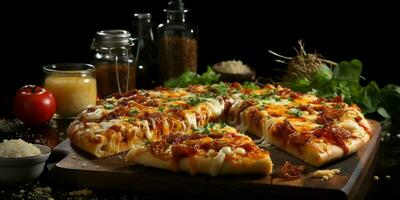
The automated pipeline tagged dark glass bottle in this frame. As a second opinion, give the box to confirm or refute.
[157,0,198,84]
[132,13,158,89]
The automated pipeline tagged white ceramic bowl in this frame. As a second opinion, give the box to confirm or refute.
[0,144,51,185]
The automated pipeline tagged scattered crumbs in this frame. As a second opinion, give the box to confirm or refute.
[321,176,329,181]
[381,138,384,141]
[95,165,100,168]
[373,176,379,181]
[72,155,77,159]
[81,163,87,167]
[27,186,52,200]
[313,168,341,181]
[385,175,391,180]
[0,118,22,132]
[69,188,93,197]
[386,133,391,137]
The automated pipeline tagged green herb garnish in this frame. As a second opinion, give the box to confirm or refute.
[186,96,206,106]
[104,104,114,110]
[288,108,303,117]
[129,108,139,116]
[212,82,230,96]
[242,81,260,90]
[165,66,220,88]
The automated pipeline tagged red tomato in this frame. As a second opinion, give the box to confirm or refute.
[14,85,56,126]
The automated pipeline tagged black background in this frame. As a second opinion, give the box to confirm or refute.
[1,0,399,100]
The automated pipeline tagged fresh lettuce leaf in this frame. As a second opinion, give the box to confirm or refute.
[165,66,220,88]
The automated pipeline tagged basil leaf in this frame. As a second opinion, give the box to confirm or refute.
[332,59,362,83]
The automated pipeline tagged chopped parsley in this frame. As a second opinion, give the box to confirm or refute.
[104,103,115,110]
[129,108,139,116]
[240,94,249,100]
[274,97,281,102]
[158,107,165,112]
[168,104,182,109]
[126,118,136,123]
[193,126,210,135]
[218,122,228,128]
[186,96,206,106]
[242,81,260,90]
[288,108,303,117]
[212,82,229,96]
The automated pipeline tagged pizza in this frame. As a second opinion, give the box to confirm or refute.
[126,123,272,176]
[67,82,373,175]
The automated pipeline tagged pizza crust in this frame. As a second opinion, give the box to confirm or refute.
[126,144,273,176]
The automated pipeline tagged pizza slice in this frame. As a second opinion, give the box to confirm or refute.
[226,84,373,167]
[67,87,228,158]
[125,123,273,176]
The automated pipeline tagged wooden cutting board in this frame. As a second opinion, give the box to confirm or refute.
[48,120,381,199]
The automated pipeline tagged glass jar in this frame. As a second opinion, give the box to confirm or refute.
[91,30,139,97]
[157,0,198,84]
[43,63,97,119]
[132,13,158,89]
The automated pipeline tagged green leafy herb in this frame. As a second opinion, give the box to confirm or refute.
[283,59,395,115]
[168,104,182,109]
[193,126,210,135]
[242,81,260,90]
[127,118,136,123]
[158,107,165,112]
[240,94,249,100]
[186,96,206,106]
[165,66,220,88]
[288,108,302,117]
[212,82,230,96]
[129,108,139,116]
[104,103,115,110]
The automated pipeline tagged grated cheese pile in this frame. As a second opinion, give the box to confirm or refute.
[213,60,252,74]
[0,139,41,158]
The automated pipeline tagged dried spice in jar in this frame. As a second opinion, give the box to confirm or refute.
[159,36,197,82]
[91,30,140,97]
[157,0,198,84]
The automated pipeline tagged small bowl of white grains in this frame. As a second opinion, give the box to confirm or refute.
[212,60,256,83]
[0,139,51,185]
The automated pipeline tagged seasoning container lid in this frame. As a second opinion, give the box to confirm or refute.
[134,13,151,20]
[43,63,95,74]
[167,0,185,11]
[92,30,133,49]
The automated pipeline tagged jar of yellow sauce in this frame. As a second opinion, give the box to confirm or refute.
[43,63,97,118]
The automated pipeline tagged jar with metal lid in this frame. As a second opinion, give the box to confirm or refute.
[91,30,139,97]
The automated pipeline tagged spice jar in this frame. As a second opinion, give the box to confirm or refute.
[91,30,139,97]
[157,0,198,83]
[43,63,97,119]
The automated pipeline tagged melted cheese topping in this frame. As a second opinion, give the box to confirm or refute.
[312,168,341,180]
